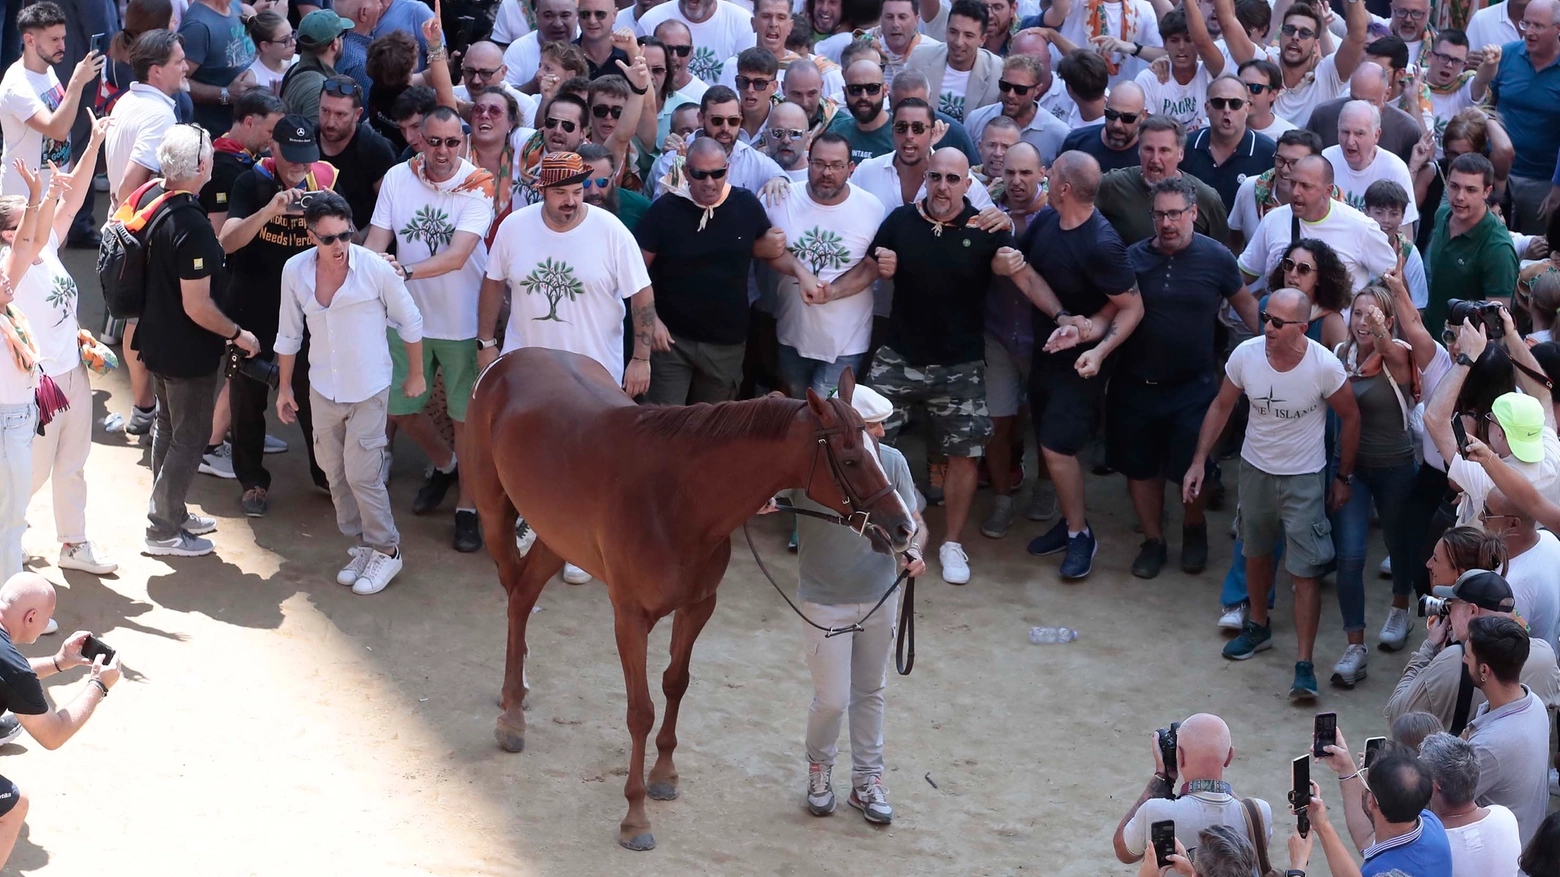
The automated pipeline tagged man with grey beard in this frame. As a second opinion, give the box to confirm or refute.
[764,101,812,181]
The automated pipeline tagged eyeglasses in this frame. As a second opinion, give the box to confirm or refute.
[1245,81,1275,94]
[1428,49,1467,65]
[1102,108,1140,124]
[925,170,963,185]
[768,126,807,140]
[845,82,884,96]
[687,165,729,180]
[1518,18,1556,30]
[462,65,501,80]
[665,44,693,57]
[1280,24,1318,40]
[892,120,929,134]
[997,79,1035,95]
[472,103,508,118]
[1281,257,1316,276]
[582,177,613,189]
[323,79,361,100]
[592,103,624,119]
[579,8,610,19]
[544,117,578,132]
[809,159,848,171]
[1260,311,1308,328]
[1273,155,1301,170]
[1390,6,1427,20]
[312,229,354,245]
[1208,96,1247,111]
[705,115,742,127]
[1151,207,1190,221]
[735,75,774,91]
[1479,503,1520,524]
[264,33,296,46]
[423,135,463,148]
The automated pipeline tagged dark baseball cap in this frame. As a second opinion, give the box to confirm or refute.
[273,115,319,163]
[1432,570,1517,612]
[297,10,352,49]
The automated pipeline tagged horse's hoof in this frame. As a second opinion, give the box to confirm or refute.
[495,726,526,753]
[646,782,679,801]
[619,832,656,851]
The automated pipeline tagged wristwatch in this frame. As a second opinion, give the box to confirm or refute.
[1129,42,1143,56]
[403,265,415,281]
[1286,871,1306,877]
[1456,352,1475,367]
[476,338,498,351]
[1334,472,1352,485]
[627,81,648,96]
[219,87,230,106]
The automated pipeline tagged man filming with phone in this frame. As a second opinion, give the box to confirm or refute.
[0,572,120,869]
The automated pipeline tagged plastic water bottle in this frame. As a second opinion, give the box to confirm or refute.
[1029,626,1078,644]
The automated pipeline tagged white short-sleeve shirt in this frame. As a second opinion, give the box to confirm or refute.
[1226,335,1348,475]
[766,182,886,363]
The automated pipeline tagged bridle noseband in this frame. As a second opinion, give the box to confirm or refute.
[805,412,898,538]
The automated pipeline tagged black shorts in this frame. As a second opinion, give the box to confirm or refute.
[0,773,20,818]
[1106,372,1220,482]
[1028,351,1108,456]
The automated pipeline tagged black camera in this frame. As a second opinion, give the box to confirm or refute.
[1419,594,1450,618]
[225,343,279,389]
[1447,299,1505,339]
[1156,721,1180,772]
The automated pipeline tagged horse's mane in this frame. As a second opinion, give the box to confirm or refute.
[635,397,807,443]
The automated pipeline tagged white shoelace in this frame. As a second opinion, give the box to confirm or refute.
[809,765,832,796]
[856,778,889,805]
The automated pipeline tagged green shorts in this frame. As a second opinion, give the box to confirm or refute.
[388,330,478,421]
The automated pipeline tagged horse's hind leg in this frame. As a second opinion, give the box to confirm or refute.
[647,592,718,802]
[613,606,657,851]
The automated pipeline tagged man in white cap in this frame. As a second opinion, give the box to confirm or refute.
[760,382,925,827]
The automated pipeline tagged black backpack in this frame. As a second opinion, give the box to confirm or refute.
[97,181,200,320]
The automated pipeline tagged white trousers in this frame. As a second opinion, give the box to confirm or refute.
[29,365,92,544]
[0,400,35,576]
[802,592,898,786]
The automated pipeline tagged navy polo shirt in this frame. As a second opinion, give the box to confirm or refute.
[1180,127,1277,212]
[1119,233,1244,382]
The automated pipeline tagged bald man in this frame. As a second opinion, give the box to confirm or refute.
[1185,287,1359,700]
[1306,61,1443,164]
[1058,81,1148,173]
[0,572,121,869]
[1113,712,1274,864]
[454,41,539,128]
[1323,100,1420,232]
[1481,488,1560,654]
[1237,154,1397,292]
[763,101,812,179]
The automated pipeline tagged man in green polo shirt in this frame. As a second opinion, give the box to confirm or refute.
[1425,153,1519,336]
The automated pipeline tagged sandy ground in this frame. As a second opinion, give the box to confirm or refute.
[0,246,1508,877]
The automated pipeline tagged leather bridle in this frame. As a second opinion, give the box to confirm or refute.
[804,412,899,539]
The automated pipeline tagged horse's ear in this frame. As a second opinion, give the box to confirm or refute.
[837,368,856,405]
[805,386,836,426]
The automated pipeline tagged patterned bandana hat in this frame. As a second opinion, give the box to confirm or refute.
[536,151,593,189]
[657,155,730,231]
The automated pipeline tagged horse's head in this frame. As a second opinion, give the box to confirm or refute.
[802,369,916,556]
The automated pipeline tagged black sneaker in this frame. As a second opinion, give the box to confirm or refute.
[0,713,20,746]
[453,510,482,552]
[1027,519,1069,556]
[412,464,458,515]
[1059,528,1097,580]
[1180,523,1209,574]
[1131,538,1167,579]
[241,487,269,517]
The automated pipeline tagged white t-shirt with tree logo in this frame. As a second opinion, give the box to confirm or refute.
[634,0,756,85]
[486,203,651,382]
[370,160,494,340]
[766,181,885,363]
[939,64,971,122]
[4,232,77,376]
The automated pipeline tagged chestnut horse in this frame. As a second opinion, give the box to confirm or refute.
[463,348,915,851]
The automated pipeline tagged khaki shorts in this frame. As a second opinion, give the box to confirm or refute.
[1236,460,1335,579]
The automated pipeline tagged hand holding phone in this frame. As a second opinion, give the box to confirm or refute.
[1312,712,1337,760]
[1364,736,1387,769]
[1290,755,1311,837]
[90,32,108,56]
[1151,820,1176,868]
[1452,414,1469,457]
[80,634,115,665]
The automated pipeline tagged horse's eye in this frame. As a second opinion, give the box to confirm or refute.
[844,459,858,467]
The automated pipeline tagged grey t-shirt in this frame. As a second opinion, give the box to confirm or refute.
[1467,687,1552,846]
[785,443,920,605]
[179,0,256,132]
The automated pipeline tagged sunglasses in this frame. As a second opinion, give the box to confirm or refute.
[686,165,729,180]
[892,120,929,134]
[582,177,613,189]
[997,79,1034,95]
[423,135,463,148]
[544,117,578,132]
[592,103,624,119]
[735,75,774,91]
[1442,327,1460,345]
[463,65,501,79]
[1245,82,1275,94]
[1280,257,1315,276]
[1102,108,1140,124]
[1208,96,1247,111]
[706,115,742,127]
[1280,24,1318,40]
[323,79,361,100]
[1479,504,1520,524]
[768,126,807,140]
[1260,311,1308,329]
[472,103,508,117]
[579,8,610,19]
[846,82,883,96]
[313,229,354,245]
[665,44,692,57]
[925,170,963,185]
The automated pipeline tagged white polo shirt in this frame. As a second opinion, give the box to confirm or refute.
[105,83,177,201]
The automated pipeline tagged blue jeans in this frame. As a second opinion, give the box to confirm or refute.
[1329,460,1419,632]
[777,345,866,400]
[1220,536,1280,609]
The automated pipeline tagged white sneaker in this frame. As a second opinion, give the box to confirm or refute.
[1379,606,1412,652]
[1331,643,1369,687]
[42,618,58,635]
[352,549,403,595]
[515,519,536,556]
[199,442,236,478]
[806,762,835,816]
[337,546,372,586]
[1218,603,1248,631]
[58,541,117,575]
[263,434,288,454]
[183,512,218,536]
[1378,556,1392,578]
[144,531,215,557]
[939,541,970,585]
[849,775,893,824]
[562,562,591,585]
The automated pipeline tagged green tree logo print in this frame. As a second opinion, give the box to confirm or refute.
[520,258,585,322]
[689,47,722,84]
[45,272,76,326]
[790,227,849,274]
[399,205,456,255]
[939,90,965,121]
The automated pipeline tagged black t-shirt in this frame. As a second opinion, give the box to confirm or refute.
[634,188,771,345]
[577,42,631,79]
[226,164,329,351]
[132,185,231,378]
[1059,124,1141,173]
[1119,233,1243,382]
[1020,206,1135,362]
[873,200,1016,366]
[0,628,47,718]
[368,83,409,154]
[198,148,257,217]
[320,123,398,230]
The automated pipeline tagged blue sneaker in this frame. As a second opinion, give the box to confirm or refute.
[1290,661,1319,701]
[1221,620,1272,660]
[1027,519,1069,556]
[1059,528,1097,579]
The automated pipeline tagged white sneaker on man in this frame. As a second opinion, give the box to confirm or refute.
[515,519,536,556]
[338,547,372,586]
[199,442,235,478]
[562,563,591,585]
[938,542,970,585]
[263,434,288,454]
[1379,606,1412,651]
[352,549,403,595]
[58,542,117,575]
[183,512,218,536]
[849,775,892,824]
[1331,644,1369,687]
[1218,603,1248,632]
[144,531,215,557]
[42,618,57,635]
[1378,557,1392,578]
[806,762,836,816]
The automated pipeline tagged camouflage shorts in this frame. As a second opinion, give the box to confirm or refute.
[867,346,992,457]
